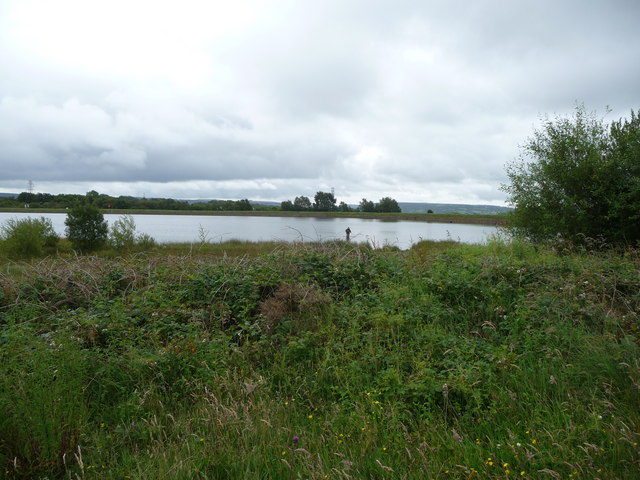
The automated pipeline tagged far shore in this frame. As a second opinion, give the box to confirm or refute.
[0,208,507,226]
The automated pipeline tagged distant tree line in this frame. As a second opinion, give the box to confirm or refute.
[1,189,402,214]
[281,191,401,213]
[0,190,256,212]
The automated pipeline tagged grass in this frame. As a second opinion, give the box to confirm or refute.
[0,238,638,479]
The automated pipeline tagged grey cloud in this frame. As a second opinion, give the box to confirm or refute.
[0,95,351,183]
[0,0,638,204]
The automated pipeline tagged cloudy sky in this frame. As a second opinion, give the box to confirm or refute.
[0,0,638,205]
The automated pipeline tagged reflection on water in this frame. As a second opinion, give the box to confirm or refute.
[0,212,500,249]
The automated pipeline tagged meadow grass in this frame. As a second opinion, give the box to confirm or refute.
[0,239,638,479]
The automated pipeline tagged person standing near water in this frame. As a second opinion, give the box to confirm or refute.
[345,227,351,241]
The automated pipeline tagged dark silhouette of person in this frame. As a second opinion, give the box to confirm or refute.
[345,227,351,241]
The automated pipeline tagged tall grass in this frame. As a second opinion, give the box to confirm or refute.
[0,239,638,478]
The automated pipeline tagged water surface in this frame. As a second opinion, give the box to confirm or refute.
[0,212,500,249]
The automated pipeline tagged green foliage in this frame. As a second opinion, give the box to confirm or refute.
[377,196,401,213]
[281,194,365,212]
[0,216,59,259]
[108,214,156,250]
[109,214,137,249]
[503,105,640,246]
[359,197,402,213]
[0,331,88,478]
[65,203,108,252]
[136,233,157,250]
[294,195,312,211]
[281,196,313,211]
[235,198,253,211]
[280,199,294,210]
[313,191,337,211]
[5,190,258,212]
[0,241,639,478]
[359,198,376,212]
[338,201,352,212]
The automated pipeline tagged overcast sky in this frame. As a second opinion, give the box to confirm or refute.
[0,0,638,205]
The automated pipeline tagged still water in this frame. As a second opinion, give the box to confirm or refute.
[0,212,500,249]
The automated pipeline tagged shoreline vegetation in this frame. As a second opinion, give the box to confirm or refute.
[0,207,507,226]
[0,238,638,479]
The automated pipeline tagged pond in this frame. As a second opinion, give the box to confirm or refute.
[0,212,501,249]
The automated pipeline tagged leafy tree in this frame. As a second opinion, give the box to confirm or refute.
[359,198,376,212]
[280,200,294,211]
[607,111,640,242]
[0,217,59,258]
[17,192,35,204]
[113,196,136,209]
[502,105,640,246]
[294,196,312,211]
[313,192,337,212]
[65,203,108,252]
[377,197,401,213]
[235,199,254,211]
[338,201,352,212]
[85,190,101,204]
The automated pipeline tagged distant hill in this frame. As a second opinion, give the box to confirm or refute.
[0,193,17,198]
[398,202,512,215]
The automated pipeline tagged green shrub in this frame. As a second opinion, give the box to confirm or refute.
[136,232,156,250]
[65,203,108,252]
[503,105,640,246]
[108,215,156,251]
[0,216,59,259]
[109,214,137,249]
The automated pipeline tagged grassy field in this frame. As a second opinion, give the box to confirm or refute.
[0,239,638,479]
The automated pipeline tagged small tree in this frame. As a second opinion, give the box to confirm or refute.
[294,196,312,211]
[280,200,295,211]
[313,192,337,212]
[359,198,376,212]
[65,204,108,252]
[235,199,253,211]
[338,201,352,212]
[0,217,59,258]
[377,197,401,213]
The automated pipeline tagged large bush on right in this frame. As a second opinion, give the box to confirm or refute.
[503,105,640,246]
